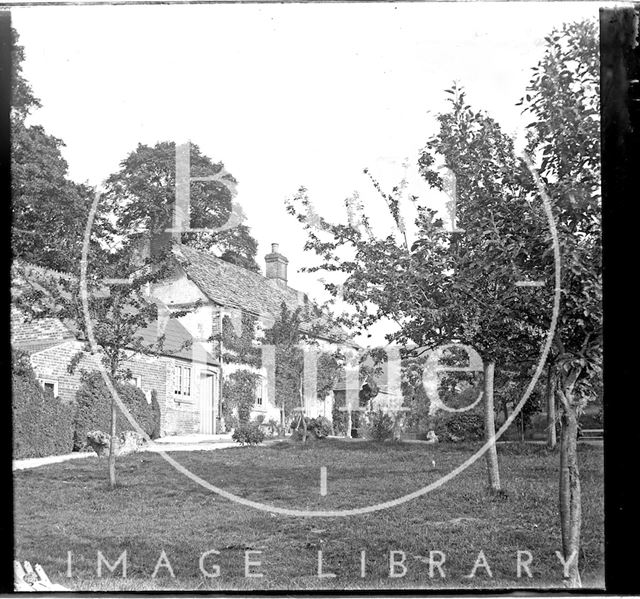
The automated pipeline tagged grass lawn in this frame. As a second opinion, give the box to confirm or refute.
[14,439,604,591]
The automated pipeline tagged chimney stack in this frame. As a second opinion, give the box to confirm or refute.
[265,243,288,286]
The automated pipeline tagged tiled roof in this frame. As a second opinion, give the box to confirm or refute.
[136,318,218,365]
[173,245,353,345]
[11,307,75,344]
[13,338,72,355]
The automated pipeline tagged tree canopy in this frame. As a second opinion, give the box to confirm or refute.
[104,141,260,273]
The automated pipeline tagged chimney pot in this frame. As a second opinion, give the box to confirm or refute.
[265,242,288,286]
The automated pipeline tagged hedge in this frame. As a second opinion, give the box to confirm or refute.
[431,410,484,442]
[73,370,158,450]
[12,350,75,459]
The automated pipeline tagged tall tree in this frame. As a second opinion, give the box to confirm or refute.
[11,29,106,271]
[263,302,343,432]
[104,141,259,272]
[288,87,554,491]
[264,303,305,429]
[520,19,602,588]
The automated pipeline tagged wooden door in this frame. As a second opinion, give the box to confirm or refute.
[200,373,214,434]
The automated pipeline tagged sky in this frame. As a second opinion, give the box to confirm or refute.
[12,2,600,344]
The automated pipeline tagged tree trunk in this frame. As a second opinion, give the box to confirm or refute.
[483,362,501,492]
[108,398,117,489]
[559,402,582,587]
[546,366,557,449]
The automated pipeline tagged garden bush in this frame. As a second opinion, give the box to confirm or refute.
[366,409,395,441]
[12,350,75,459]
[309,416,332,439]
[431,410,484,442]
[232,421,265,446]
[150,389,162,440]
[290,416,332,441]
[73,371,156,450]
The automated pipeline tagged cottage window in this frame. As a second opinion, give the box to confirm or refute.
[38,378,59,398]
[128,375,142,389]
[174,365,192,398]
[256,376,264,406]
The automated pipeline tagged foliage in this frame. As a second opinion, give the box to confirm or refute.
[12,350,75,459]
[518,22,601,585]
[232,421,265,446]
[264,303,305,423]
[401,353,431,433]
[331,392,348,436]
[10,29,109,272]
[431,410,484,442]
[149,389,162,440]
[289,415,332,441]
[223,369,261,425]
[220,312,261,368]
[264,418,282,437]
[263,302,344,427]
[317,351,344,401]
[103,141,259,272]
[365,409,395,441]
[73,371,156,450]
[309,416,332,439]
[520,20,602,405]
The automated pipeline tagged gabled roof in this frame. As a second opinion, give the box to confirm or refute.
[136,318,218,366]
[173,244,354,346]
[11,262,217,366]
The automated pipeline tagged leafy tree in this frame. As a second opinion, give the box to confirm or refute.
[288,86,554,491]
[263,303,305,428]
[519,19,602,587]
[263,302,343,433]
[11,29,108,271]
[104,141,259,272]
[13,247,183,488]
[223,370,261,425]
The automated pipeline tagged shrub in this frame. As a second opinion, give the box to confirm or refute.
[150,389,162,440]
[290,416,332,441]
[223,411,239,433]
[308,416,332,439]
[232,422,265,446]
[73,371,156,450]
[264,418,281,437]
[223,370,260,425]
[366,409,395,441]
[12,350,75,459]
[431,410,484,442]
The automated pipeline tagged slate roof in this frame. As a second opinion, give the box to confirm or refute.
[173,244,354,345]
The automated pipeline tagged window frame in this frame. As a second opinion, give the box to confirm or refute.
[255,375,265,407]
[174,364,192,401]
[38,378,59,398]
[129,375,142,389]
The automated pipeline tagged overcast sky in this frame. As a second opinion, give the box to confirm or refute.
[12,2,599,343]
